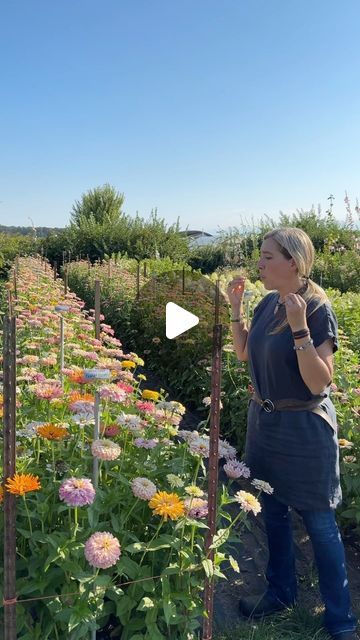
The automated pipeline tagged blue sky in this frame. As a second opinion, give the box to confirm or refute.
[1,0,359,232]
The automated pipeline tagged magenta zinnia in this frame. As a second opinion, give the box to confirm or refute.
[84,531,121,569]
[59,477,96,507]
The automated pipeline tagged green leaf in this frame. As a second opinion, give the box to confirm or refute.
[229,555,240,573]
[162,597,176,625]
[94,574,112,588]
[202,559,214,578]
[210,528,229,549]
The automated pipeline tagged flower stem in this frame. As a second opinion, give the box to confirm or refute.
[122,498,139,528]
[139,518,164,565]
[190,524,196,553]
[73,506,79,538]
[193,457,201,484]
[23,496,32,536]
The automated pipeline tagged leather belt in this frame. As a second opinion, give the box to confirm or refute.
[252,393,324,413]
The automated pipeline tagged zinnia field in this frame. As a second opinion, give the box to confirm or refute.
[0,257,269,640]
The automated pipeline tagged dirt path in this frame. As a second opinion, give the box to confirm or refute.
[213,502,360,631]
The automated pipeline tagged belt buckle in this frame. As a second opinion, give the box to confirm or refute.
[262,398,275,413]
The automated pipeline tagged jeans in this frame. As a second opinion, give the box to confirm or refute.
[261,492,358,636]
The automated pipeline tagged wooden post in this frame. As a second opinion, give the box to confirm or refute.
[143,261,147,277]
[95,279,101,340]
[108,260,111,279]
[64,267,68,296]
[87,256,91,275]
[3,315,17,640]
[62,250,66,267]
[202,280,223,640]
[7,290,13,317]
[136,261,140,300]
[53,261,57,281]
[12,269,17,300]
[182,267,185,295]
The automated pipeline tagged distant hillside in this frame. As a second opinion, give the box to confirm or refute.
[0,225,64,237]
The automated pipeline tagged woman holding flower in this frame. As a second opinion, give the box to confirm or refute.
[227,227,358,640]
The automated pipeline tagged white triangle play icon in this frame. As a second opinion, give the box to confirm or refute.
[166,302,199,339]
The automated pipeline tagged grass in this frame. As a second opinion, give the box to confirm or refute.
[213,606,334,640]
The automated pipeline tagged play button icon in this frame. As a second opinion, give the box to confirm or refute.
[166,302,199,339]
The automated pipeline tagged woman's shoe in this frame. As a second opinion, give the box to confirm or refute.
[238,592,295,619]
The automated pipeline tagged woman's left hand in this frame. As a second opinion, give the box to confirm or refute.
[284,293,307,331]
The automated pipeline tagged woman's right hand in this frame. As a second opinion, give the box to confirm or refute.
[226,276,246,308]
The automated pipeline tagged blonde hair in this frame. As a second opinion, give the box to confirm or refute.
[263,227,329,334]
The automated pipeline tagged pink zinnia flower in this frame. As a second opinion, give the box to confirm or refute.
[41,355,57,366]
[103,424,120,437]
[91,439,121,460]
[33,382,63,400]
[188,437,210,458]
[116,381,134,394]
[84,532,121,569]
[59,478,96,507]
[184,497,208,519]
[99,385,127,402]
[135,400,156,414]
[218,439,237,460]
[131,477,157,500]
[134,438,158,449]
[223,460,251,479]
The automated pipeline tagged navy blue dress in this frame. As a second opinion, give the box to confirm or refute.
[245,292,341,510]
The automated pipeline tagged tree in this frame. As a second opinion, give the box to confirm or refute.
[70,184,125,228]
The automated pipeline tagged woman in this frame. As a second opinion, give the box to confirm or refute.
[226,227,358,640]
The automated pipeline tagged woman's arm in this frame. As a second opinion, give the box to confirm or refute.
[227,277,249,361]
[231,313,249,362]
[294,336,333,395]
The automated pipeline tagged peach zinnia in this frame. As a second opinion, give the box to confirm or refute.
[84,531,121,569]
[5,473,41,496]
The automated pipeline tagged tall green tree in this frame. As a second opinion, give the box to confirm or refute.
[70,184,125,227]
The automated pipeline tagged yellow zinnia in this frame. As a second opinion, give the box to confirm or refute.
[36,424,69,440]
[149,491,185,521]
[142,390,160,401]
[121,360,136,369]
[5,473,41,496]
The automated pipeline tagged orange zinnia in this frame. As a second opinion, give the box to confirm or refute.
[68,391,95,405]
[36,424,69,440]
[68,369,87,384]
[149,491,185,521]
[5,473,41,496]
